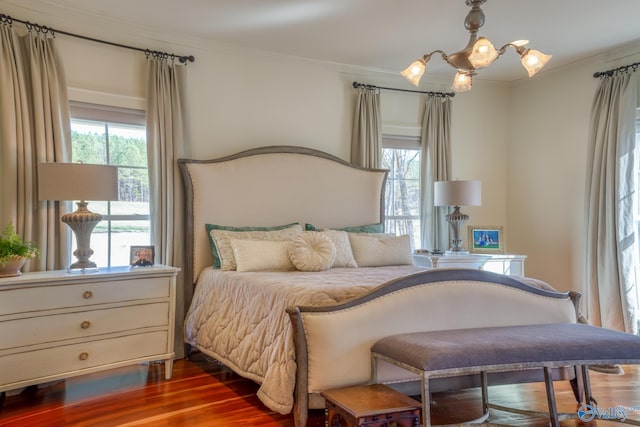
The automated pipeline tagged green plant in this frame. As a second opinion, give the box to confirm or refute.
[0,222,40,266]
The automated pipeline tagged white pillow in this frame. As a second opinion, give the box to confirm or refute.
[229,239,295,272]
[348,234,413,267]
[210,224,302,271]
[320,229,357,268]
[289,231,336,272]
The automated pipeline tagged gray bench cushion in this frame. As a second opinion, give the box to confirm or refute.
[371,323,640,372]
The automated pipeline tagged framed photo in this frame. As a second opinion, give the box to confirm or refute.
[467,226,504,254]
[130,245,155,267]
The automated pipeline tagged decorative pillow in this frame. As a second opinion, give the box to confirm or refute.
[230,239,295,272]
[305,222,384,233]
[348,234,413,267]
[206,222,300,269]
[320,229,357,268]
[210,223,303,271]
[289,232,336,272]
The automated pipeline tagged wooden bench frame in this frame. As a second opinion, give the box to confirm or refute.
[371,325,640,427]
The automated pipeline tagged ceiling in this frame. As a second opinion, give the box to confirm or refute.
[9,0,640,82]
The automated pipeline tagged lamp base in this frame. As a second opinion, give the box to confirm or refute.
[446,205,469,253]
[62,201,101,270]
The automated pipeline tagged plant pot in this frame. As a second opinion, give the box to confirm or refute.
[0,255,28,278]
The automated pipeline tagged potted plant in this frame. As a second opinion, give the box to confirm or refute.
[0,222,40,277]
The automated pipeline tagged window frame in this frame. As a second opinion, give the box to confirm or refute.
[69,102,149,267]
[382,135,422,249]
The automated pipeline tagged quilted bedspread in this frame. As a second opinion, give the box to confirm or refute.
[184,265,426,414]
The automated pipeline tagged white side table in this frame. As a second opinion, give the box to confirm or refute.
[414,253,527,276]
[0,265,179,395]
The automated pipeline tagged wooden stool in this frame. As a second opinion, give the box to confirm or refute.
[321,384,421,427]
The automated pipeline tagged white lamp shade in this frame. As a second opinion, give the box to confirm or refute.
[38,163,118,202]
[434,180,481,207]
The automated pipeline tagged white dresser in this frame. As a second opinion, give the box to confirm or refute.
[413,253,527,276]
[0,265,178,395]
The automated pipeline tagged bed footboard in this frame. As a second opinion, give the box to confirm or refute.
[286,269,580,427]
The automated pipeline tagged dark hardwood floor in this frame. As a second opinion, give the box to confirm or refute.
[1,352,638,426]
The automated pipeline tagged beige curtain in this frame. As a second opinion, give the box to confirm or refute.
[146,57,190,357]
[420,96,452,252]
[351,86,381,168]
[0,23,71,271]
[585,71,639,334]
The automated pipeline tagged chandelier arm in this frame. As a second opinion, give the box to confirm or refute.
[423,49,471,71]
[496,43,526,58]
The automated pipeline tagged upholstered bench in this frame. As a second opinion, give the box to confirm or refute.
[371,323,640,427]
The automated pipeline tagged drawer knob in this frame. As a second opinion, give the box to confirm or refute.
[79,352,89,361]
[83,290,93,299]
[81,320,91,329]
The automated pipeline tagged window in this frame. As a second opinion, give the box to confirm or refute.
[382,136,421,249]
[70,103,149,267]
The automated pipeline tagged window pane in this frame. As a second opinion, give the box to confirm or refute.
[108,124,147,168]
[110,220,151,267]
[71,121,107,164]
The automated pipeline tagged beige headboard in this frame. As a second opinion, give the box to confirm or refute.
[178,146,388,304]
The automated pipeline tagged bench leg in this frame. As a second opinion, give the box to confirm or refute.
[481,371,489,414]
[421,373,431,427]
[581,365,597,405]
[543,367,560,427]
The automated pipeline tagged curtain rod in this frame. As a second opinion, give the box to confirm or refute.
[352,81,455,98]
[0,13,195,64]
[593,61,639,78]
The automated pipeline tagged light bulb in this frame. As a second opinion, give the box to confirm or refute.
[521,49,552,77]
[468,37,498,69]
[401,59,426,87]
[451,72,472,92]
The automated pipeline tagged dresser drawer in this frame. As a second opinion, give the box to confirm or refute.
[0,302,169,350]
[0,276,170,316]
[0,331,170,387]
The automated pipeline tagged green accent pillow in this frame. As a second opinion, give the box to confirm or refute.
[305,222,384,233]
[206,222,299,268]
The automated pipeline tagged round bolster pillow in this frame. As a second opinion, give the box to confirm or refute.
[289,231,337,271]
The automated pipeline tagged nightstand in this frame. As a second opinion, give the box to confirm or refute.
[413,253,526,276]
[0,265,178,395]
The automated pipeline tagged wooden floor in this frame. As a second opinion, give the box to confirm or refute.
[1,352,639,426]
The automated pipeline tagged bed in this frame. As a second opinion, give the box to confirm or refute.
[178,146,580,427]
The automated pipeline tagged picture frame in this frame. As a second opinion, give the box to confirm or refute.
[130,245,155,267]
[467,225,504,254]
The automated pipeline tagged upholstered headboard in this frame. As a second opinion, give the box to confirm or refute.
[178,146,388,304]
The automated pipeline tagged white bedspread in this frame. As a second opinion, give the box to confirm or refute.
[184,265,426,414]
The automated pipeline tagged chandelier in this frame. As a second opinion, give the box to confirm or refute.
[401,0,551,92]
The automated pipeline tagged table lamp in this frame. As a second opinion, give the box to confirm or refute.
[38,162,118,270]
[434,180,481,254]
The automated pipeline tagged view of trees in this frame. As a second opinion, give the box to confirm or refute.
[382,148,421,248]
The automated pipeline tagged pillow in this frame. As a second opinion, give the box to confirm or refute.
[320,229,357,268]
[206,222,300,269]
[210,224,303,271]
[230,239,295,272]
[348,234,413,267]
[289,232,336,272]
[305,222,384,233]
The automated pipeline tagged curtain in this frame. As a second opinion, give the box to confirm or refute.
[585,71,639,334]
[0,23,71,271]
[146,57,190,357]
[351,86,382,168]
[420,96,452,252]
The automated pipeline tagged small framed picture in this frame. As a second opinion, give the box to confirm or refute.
[130,245,155,267]
[467,226,504,254]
